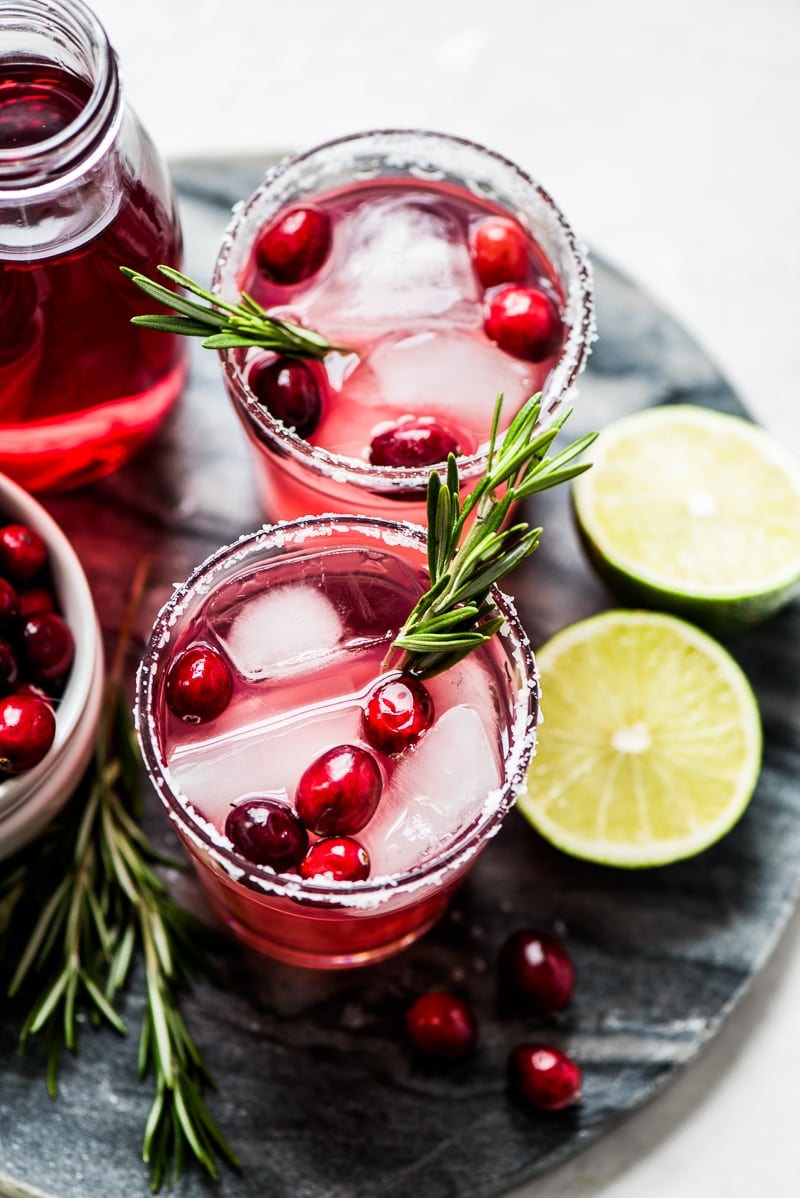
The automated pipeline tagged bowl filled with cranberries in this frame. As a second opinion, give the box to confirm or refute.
[0,471,104,858]
[211,128,594,523]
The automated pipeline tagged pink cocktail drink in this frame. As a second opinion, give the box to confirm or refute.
[0,0,185,491]
[136,517,537,969]
[213,129,594,522]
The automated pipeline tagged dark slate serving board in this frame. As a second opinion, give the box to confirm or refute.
[2,158,799,1198]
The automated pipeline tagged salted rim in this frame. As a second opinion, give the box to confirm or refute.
[135,513,539,910]
[211,128,595,497]
[574,404,800,600]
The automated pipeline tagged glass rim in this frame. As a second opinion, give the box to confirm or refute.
[0,0,118,188]
[135,512,539,909]
[211,127,595,495]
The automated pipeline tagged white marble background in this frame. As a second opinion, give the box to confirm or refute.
[90,2,800,1194]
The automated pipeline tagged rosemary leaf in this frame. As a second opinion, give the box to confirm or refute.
[132,315,215,337]
[389,394,596,677]
[122,264,347,361]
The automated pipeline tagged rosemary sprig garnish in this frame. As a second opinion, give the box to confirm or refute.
[388,394,596,678]
[0,565,238,1191]
[121,264,346,358]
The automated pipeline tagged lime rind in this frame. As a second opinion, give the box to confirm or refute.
[573,405,800,629]
[517,610,763,868]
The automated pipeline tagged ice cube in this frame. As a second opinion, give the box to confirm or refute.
[314,328,538,459]
[427,651,501,724]
[167,702,363,829]
[363,706,502,877]
[363,329,537,427]
[311,196,480,336]
[222,584,343,680]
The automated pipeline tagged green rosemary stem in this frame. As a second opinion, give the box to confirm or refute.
[387,393,597,678]
[0,563,238,1191]
[121,264,348,359]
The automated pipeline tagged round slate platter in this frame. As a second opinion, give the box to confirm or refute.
[2,158,799,1198]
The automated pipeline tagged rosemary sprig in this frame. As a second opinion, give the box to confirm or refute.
[121,264,347,358]
[388,394,597,678]
[0,565,238,1191]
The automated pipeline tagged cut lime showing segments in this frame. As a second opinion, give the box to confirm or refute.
[518,611,762,867]
[573,404,800,631]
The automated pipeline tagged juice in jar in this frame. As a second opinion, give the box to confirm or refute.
[0,1,185,491]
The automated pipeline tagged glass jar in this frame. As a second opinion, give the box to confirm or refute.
[0,0,186,491]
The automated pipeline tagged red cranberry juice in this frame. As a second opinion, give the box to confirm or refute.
[240,179,565,465]
[0,60,185,491]
[155,543,508,964]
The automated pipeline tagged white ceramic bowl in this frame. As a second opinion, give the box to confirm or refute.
[0,472,104,859]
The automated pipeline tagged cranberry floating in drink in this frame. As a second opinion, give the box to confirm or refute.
[0,0,185,491]
[210,130,594,522]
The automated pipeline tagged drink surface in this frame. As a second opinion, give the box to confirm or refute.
[158,544,507,881]
[0,58,184,491]
[241,178,564,463]
[0,58,91,148]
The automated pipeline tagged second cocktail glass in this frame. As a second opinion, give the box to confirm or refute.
[212,129,594,522]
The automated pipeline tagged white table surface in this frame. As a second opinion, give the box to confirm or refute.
[90,1,800,1194]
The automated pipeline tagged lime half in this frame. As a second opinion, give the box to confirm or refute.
[573,404,800,630]
[518,610,762,867]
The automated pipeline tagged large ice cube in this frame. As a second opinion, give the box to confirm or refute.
[168,703,363,829]
[364,329,537,425]
[427,651,501,725]
[314,327,537,459]
[313,196,480,335]
[363,705,502,877]
[222,584,343,680]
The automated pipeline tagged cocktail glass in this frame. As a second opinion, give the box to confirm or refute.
[211,129,594,522]
[135,515,538,969]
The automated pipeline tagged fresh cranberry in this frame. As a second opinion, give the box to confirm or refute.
[0,638,20,695]
[498,928,575,1012]
[300,836,371,882]
[362,674,434,755]
[0,692,57,774]
[405,992,478,1060]
[369,417,461,468]
[0,577,19,631]
[471,216,529,288]
[225,797,309,871]
[0,524,47,586]
[485,284,563,362]
[295,744,383,836]
[22,612,74,685]
[250,357,323,439]
[255,204,332,285]
[165,644,233,724]
[508,1043,582,1111]
[17,586,55,618]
